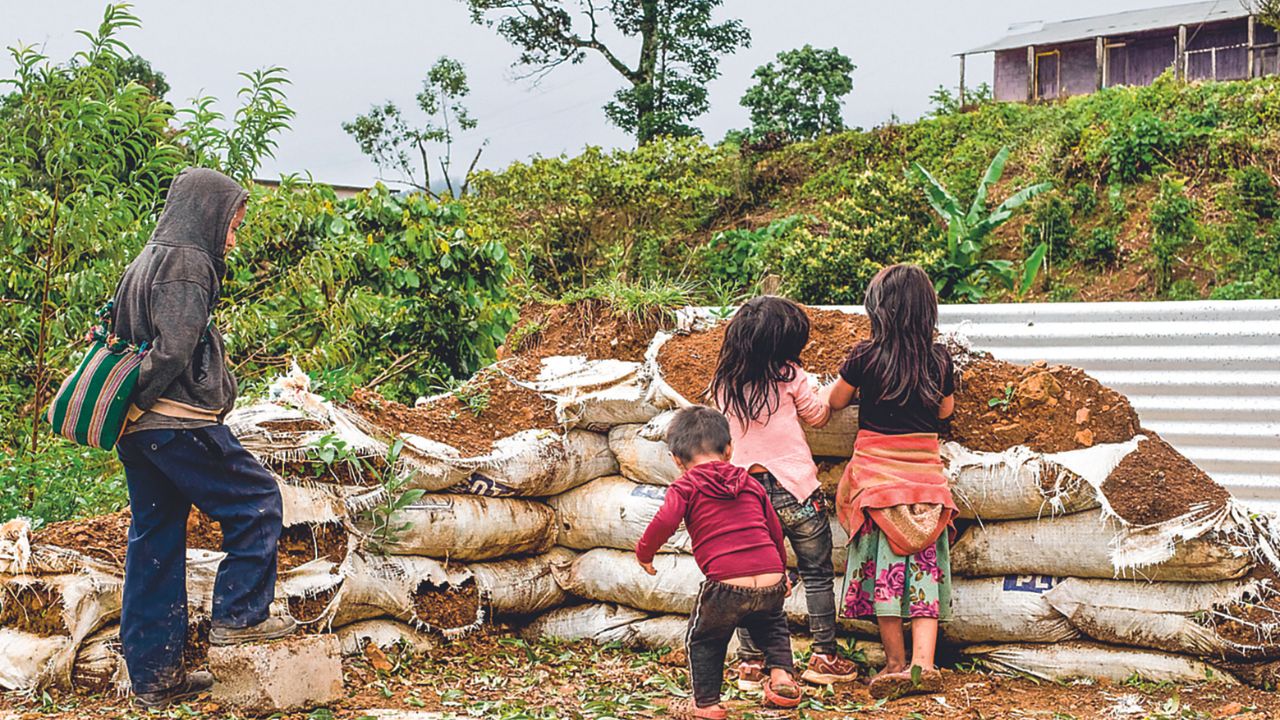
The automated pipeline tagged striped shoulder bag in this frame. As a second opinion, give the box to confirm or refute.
[45,301,150,451]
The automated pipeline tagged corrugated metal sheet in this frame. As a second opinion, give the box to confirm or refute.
[963,0,1243,54]
[930,300,1280,512]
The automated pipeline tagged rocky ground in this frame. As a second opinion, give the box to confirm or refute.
[1,628,1275,720]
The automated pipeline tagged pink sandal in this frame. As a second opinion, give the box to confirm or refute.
[668,698,728,719]
[762,677,803,708]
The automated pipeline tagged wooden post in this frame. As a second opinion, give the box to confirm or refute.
[1176,24,1187,80]
[959,54,967,107]
[1248,15,1256,78]
[1027,45,1036,101]
[1095,36,1105,90]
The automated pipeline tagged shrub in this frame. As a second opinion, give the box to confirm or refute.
[1166,278,1202,301]
[1022,194,1075,263]
[0,445,126,525]
[1099,110,1181,183]
[1149,179,1198,291]
[1079,227,1119,267]
[1069,182,1098,215]
[700,215,805,291]
[1230,166,1278,219]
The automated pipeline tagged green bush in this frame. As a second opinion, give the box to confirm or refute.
[1069,182,1098,215]
[1230,166,1278,219]
[0,445,126,526]
[699,215,805,291]
[1079,226,1119,267]
[773,172,937,304]
[1099,110,1181,183]
[1022,194,1075,263]
[1150,179,1198,292]
[1166,278,1202,301]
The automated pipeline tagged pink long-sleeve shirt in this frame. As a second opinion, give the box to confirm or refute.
[724,365,832,502]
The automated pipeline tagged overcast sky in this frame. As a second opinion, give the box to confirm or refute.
[3,0,1211,187]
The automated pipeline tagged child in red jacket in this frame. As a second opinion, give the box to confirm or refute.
[636,406,802,719]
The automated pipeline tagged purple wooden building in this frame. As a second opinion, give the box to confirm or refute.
[959,1,1280,103]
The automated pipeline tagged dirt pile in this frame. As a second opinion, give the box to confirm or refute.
[348,371,559,456]
[503,301,671,380]
[413,579,481,630]
[947,358,1141,453]
[0,581,66,636]
[188,513,348,571]
[33,510,131,565]
[1101,437,1231,526]
[656,307,872,403]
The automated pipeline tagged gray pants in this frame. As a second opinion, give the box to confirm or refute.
[737,471,838,659]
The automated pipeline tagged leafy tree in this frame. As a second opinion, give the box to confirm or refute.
[926,82,993,118]
[1242,1,1280,31]
[179,67,296,184]
[343,56,483,198]
[462,0,749,143]
[739,45,854,142]
[912,147,1052,301]
[117,54,169,98]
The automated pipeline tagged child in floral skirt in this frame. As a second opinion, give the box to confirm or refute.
[822,264,959,700]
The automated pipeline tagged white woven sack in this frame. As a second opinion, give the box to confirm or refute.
[554,549,703,615]
[951,509,1252,582]
[943,575,1078,644]
[335,619,439,656]
[1044,577,1275,659]
[521,603,651,644]
[608,420,681,487]
[376,494,557,561]
[519,356,663,430]
[0,571,122,691]
[963,641,1238,685]
[330,553,482,637]
[468,548,575,617]
[548,476,691,554]
[403,429,617,497]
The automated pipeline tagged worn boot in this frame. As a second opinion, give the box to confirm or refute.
[209,615,297,646]
[134,671,215,708]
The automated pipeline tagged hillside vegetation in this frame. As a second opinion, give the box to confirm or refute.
[467,73,1280,305]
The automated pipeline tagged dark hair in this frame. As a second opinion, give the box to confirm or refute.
[666,406,732,463]
[709,296,810,423]
[861,264,943,409]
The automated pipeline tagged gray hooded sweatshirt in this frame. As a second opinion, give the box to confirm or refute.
[114,168,247,432]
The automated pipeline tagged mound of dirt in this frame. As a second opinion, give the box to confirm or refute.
[656,307,873,403]
[413,579,481,630]
[33,510,131,565]
[0,581,67,636]
[348,371,559,456]
[188,513,348,572]
[503,301,671,380]
[1101,436,1231,526]
[947,358,1141,453]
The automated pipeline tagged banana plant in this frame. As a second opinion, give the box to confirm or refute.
[912,147,1052,301]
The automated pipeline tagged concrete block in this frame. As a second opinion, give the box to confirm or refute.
[209,634,343,713]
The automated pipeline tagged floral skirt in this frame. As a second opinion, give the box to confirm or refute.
[839,525,952,621]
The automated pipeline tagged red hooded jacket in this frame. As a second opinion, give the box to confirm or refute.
[635,460,787,582]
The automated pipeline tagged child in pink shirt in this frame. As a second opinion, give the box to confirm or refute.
[708,296,859,687]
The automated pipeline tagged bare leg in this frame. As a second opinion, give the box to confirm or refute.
[909,618,939,671]
[877,617,908,674]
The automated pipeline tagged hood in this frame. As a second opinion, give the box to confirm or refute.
[149,167,248,276]
[683,460,754,500]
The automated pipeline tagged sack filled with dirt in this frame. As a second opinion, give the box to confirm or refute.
[947,357,1141,454]
[499,300,670,381]
[467,548,575,617]
[548,476,691,554]
[1045,576,1280,660]
[554,548,702,615]
[330,553,483,637]
[517,355,663,430]
[348,373,617,497]
[335,618,438,657]
[24,513,132,574]
[941,437,1146,521]
[1099,436,1232,527]
[520,603,652,645]
[962,641,1238,685]
[70,616,212,695]
[951,509,1252,582]
[608,417,682,486]
[369,494,556,561]
[188,511,353,574]
[278,560,347,633]
[228,364,390,470]
[943,575,1078,644]
[0,571,122,691]
[644,308,866,456]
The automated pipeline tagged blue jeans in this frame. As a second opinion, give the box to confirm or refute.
[737,471,838,659]
[116,426,282,694]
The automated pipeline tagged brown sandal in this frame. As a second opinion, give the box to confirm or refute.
[669,698,728,719]
[762,677,803,708]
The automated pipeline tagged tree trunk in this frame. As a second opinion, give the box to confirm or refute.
[635,0,660,144]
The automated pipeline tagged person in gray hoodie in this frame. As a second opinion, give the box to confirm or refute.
[112,168,296,708]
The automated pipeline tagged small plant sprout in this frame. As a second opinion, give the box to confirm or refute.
[989,383,1016,412]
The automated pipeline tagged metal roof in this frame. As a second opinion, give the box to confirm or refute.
[962,0,1248,54]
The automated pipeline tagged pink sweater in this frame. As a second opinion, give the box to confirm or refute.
[724,365,832,502]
